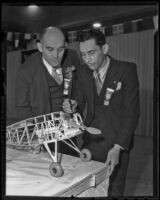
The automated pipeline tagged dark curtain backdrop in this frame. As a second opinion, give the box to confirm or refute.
[105,30,155,137]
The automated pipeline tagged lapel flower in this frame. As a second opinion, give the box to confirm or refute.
[64,65,76,79]
[114,81,122,91]
[104,81,122,106]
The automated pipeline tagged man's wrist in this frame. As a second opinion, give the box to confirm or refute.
[113,144,124,151]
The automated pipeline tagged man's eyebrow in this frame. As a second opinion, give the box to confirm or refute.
[88,50,95,53]
[45,45,65,49]
[46,46,54,49]
[58,45,65,49]
[80,50,95,54]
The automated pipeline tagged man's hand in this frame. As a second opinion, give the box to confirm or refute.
[105,146,121,176]
[62,98,77,113]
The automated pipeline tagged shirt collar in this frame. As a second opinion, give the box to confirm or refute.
[93,56,110,81]
[42,57,52,75]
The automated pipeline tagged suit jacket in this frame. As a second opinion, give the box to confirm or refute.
[15,49,80,122]
[73,56,140,157]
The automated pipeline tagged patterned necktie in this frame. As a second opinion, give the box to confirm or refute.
[94,71,102,95]
[52,67,63,85]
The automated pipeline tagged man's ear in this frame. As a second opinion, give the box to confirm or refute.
[37,42,42,52]
[102,44,109,55]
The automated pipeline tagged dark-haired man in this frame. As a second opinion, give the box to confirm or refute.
[63,29,140,196]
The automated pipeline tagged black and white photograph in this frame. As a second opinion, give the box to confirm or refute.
[1,2,159,198]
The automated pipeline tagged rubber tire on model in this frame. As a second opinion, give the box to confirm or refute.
[80,148,92,161]
[49,162,64,177]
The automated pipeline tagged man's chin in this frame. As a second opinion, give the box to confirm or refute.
[52,62,61,67]
[88,65,96,71]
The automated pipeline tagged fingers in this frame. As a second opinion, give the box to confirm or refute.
[105,147,121,176]
[71,100,77,113]
[62,99,72,113]
[105,156,111,167]
[107,164,115,176]
[63,99,70,108]
[105,156,116,176]
[62,99,77,113]
[62,106,72,113]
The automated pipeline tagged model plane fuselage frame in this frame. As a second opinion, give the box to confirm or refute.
[7,112,84,162]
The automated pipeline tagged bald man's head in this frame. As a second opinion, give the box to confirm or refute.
[37,26,67,67]
[39,27,65,43]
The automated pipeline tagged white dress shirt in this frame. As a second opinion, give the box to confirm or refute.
[42,57,63,80]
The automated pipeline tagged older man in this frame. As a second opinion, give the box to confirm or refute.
[15,27,80,120]
[14,26,81,155]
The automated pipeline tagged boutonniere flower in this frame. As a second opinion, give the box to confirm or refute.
[63,65,76,96]
[64,65,76,79]
[114,81,122,91]
[104,81,122,106]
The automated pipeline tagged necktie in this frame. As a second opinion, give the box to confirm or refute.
[52,67,63,85]
[94,71,102,95]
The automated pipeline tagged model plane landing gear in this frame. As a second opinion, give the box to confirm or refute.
[6,112,101,177]
[80,148,92,162]
[49,162,64,177]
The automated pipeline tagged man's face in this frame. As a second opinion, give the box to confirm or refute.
[80,38,105,71]
[40,33,66,67]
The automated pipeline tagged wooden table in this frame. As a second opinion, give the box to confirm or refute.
[6,148,110,197]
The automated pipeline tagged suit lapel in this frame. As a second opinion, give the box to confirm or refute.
[35,56,51,113]
[100,56,118,99]
[84,66,95,114]
[84,57,118,112]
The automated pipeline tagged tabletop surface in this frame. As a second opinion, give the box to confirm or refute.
[6,148,110,197]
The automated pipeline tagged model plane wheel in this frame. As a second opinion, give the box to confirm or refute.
[80,148,92,162]
[49,162,64,177]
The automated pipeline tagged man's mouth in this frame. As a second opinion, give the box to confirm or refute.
[52,59,59,64]
[88,64,95,68]
[87,63,93,66]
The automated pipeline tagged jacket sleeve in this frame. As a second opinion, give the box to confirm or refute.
[15,65,34,121]
[116,64,140,151]
[71,50,81,71]
[69,50,81,98]
[72,69,86,117]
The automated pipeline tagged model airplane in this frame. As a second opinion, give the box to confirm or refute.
[6,111,101,177]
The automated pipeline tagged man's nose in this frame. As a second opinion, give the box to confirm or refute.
[85,55,91,63]
[53,50,59,58]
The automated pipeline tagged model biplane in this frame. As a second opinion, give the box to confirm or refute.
[6,112,101,177]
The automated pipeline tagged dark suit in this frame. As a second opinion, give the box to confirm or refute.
[73,56,140,195]
[14,49,81,156]
[15,49,80,121]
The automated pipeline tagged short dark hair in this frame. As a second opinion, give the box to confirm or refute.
[78,29,106,47]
